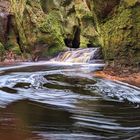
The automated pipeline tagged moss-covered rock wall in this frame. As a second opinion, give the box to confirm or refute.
[0,0,139,67]
[100,0,140,67]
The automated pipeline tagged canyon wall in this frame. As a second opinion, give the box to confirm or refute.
[0,0,139,67]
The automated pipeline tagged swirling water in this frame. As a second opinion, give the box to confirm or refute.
[0,61,140,140]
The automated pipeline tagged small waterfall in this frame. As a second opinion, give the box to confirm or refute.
[52,48,102,63]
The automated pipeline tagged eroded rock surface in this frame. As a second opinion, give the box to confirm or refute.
[0,0,139,68]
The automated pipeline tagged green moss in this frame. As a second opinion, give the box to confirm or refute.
[10,0,28,52]
[11,46,22,55]
[131,4,140,64]
[45,44,65,57]
[0,42,5,61]
[80,36,89,48]
[5,40,22,55]
[6,0,139,66]
[100,1,140,66]
[101,6,131,59]
[124,0,138,7]
[36,35,50,44]
[39,10,65,50]
[82,13,94,23]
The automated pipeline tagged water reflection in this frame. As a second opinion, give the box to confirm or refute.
[0,62,140,140]
[0,101,38,140]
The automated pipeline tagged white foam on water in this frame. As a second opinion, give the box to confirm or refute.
[91,79,140,103]
[52,48,101,63]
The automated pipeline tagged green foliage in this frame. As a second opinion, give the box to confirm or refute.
[0,42,5,61]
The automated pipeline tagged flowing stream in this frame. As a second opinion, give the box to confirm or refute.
[0,48,140,140]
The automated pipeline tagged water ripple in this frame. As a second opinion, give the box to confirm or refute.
[0,63,140,139]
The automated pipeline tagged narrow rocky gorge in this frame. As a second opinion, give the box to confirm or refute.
[0,0,140,70]
[0,1,140,139]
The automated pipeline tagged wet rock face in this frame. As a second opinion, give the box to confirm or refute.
[101,0,140,66]
[64,26,81,48]
[92,0,120,20]
[0,0,10,44]
[0,12,10,44]
[0,0,10,12]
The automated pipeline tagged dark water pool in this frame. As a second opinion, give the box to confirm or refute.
[0,62,140,140]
